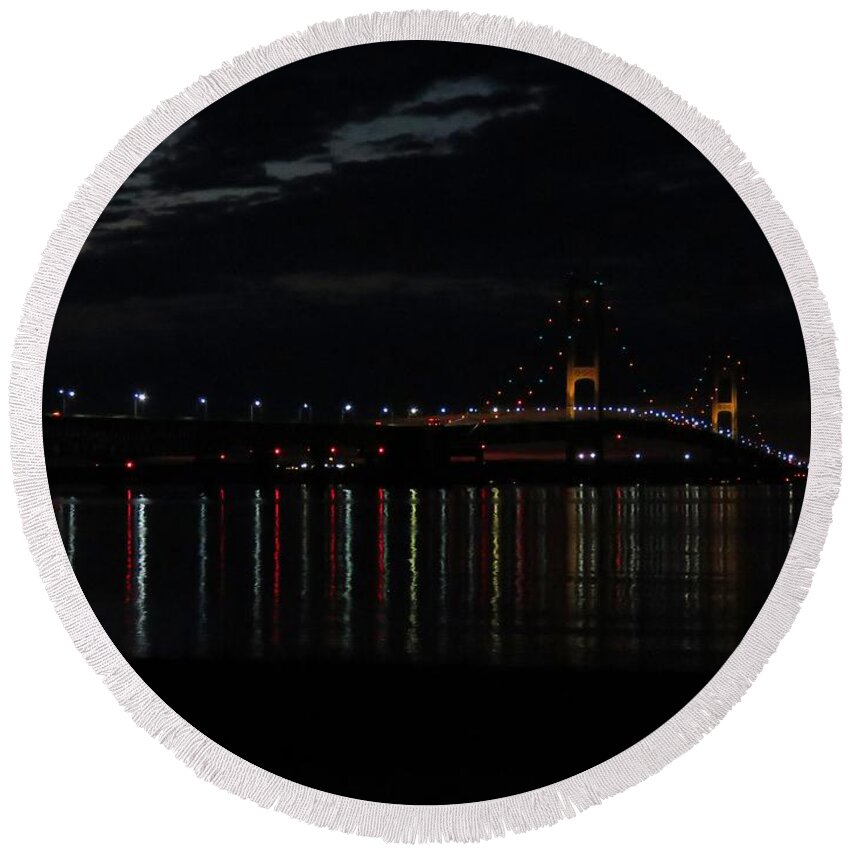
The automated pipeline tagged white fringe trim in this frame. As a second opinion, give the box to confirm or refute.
[8,10,841,843]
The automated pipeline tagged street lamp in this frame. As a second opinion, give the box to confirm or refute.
[298,402,312,423]
[197,396,208,420]
[133,391,147,418]
[250,399,262,422]
[58,388,76,415]
[341,403,353,423]
[409,406,419,417]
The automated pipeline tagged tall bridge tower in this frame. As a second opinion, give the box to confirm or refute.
[711,362,739,439]
[566,353,600,419]
[565,282,602,420]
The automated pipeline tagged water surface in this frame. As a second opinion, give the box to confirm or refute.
[53,483,800,802]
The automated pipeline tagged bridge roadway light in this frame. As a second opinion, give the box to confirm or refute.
[133,391,148,418]
[250,399,261,422]
[409,406,419,416]
[58,388,77,415]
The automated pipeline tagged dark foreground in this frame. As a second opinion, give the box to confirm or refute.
[135,658,709,803]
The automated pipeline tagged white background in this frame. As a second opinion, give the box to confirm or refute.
[1,2,847,848]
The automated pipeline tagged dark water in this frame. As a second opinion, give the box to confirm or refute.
[53,483,801,803]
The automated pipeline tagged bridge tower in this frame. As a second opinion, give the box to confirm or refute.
[711,362,739,439]
[565,281,602,420]
[566,356,600,419]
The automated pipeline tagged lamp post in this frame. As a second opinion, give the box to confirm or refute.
[298,402,312,423]
[58,388,76,416]
[197,396,208,420]
[340,403,353,424]
[133,391,147,418]
[380,405,394,423]
[250,399,262,422]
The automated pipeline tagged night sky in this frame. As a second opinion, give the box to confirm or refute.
[45,41,810,454]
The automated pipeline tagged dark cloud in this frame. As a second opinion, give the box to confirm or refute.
[365,133,436,155]
[401,88,539,117]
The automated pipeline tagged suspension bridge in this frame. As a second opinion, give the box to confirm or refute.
[44,278,805,485]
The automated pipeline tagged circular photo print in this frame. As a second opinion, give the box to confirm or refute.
[44,40,809,806]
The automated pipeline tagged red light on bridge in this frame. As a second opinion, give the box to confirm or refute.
[219,453,226,461]
[329,446,337,454]
[273,447,282,456]
[377,446,386,455]
[615,433,623,440]
[124,460,135,470]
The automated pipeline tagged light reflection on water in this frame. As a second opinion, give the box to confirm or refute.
[52,483,801,672]
[120,492,149,656]
[197,497,208,654]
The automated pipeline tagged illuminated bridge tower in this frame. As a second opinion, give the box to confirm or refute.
[565,282,602,420]
[566,352,600,419]
[711,361,739,439]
